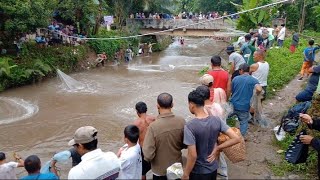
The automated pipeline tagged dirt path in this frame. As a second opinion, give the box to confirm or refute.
[228,52,320,179]
[227,75,307,179]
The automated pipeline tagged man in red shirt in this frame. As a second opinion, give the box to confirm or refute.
[207,55,231,98]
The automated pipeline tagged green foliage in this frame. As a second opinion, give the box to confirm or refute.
[174,0,241,14]
[0,57,17,77]
[0,0,58,35]
[55,0,106,34]
[279,0,320,32]
[232,0,274,32]
[265,38,307,98]
[227,116,237,127]
[88,29,137,58]
[0,44,88,91]
[198,66,210,76]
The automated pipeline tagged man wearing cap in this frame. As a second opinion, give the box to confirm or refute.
[200,74,214,102]
[68,126,120,179]
[226,46,246,80]
[143,93,185,180]
[207,55,231,98]
[230,63,262,136]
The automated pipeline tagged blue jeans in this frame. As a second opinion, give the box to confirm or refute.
[231,110,250,136]
[296,89,314,102]
[277,39,284,47]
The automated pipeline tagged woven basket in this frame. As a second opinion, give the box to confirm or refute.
[218,127,246,163]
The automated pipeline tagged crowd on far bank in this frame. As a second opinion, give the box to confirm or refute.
[129,11,236,20]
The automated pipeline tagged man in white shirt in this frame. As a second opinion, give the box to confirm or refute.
[0,152,24,179]
[68,126,120,179]
[117,125,142,179]
[250,49,270,100]
[277,24,286,47]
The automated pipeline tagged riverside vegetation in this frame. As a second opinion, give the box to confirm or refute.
[0,28,173,92]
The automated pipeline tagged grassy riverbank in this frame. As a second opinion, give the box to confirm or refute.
[266,38,307,98]
[0,29,172,92]
[269,33,320,178]
[0,44,89,92]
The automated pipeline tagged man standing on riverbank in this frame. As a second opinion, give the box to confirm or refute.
[68,126,120,179]
[207,55,231,98]
[277,24,286,47]
[226,46,246,80]
[298,40,320,81]
[250,50,270,100]
[143,93,185,180]
[182,89,240,180]
[133,102,155,179]
[231,63,262,136]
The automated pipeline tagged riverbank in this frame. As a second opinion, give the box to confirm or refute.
[0,31,173,92]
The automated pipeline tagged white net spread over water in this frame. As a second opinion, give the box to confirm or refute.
[57,69,86,90]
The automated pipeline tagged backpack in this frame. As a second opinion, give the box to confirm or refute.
[280,101,311,134]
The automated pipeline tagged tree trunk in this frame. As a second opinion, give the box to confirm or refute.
[93,0,102,35]
[298,0,306,33]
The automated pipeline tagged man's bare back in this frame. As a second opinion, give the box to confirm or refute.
[133,115,155,147]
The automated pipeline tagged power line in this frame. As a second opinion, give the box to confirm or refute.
[51,0,290,40]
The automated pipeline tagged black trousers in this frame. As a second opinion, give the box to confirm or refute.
[153,174,167,180]
[190,170,217,180]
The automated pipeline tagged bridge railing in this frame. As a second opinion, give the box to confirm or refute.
[126,18,234,30]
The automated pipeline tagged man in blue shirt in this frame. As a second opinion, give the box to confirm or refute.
[296,65,320,102]
[20,155,58,180]
[230,63,262,136]
[298,40,320,81]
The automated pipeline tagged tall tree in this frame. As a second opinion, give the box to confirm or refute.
[55,0,103,35]
[0,0,58,36]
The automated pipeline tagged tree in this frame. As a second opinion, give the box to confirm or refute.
[279,0,320,32]
[232,0,274,32]
[0,0,57,37]
[55,0,104,35]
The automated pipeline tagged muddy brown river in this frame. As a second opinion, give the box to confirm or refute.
[0,38,228,177]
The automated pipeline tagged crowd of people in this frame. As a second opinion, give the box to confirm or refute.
[2,18,320,179]
[129,11,235,21]
[43,20,87,47]
[0,46,271,179]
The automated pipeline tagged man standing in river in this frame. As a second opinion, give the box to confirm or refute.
[133,101,155,180]
[143,93,185,180]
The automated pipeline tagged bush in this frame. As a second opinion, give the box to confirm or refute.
[0,43,88,91]
[88,29,139,58]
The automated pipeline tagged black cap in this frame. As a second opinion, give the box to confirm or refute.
[239,63,250,72]
[226,46,235,53]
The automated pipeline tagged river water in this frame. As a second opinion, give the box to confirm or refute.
[0,38,228,177]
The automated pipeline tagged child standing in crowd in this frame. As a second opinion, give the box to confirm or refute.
[0,152,24,179]
[117,125,142,179]
[298,40,320,81]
